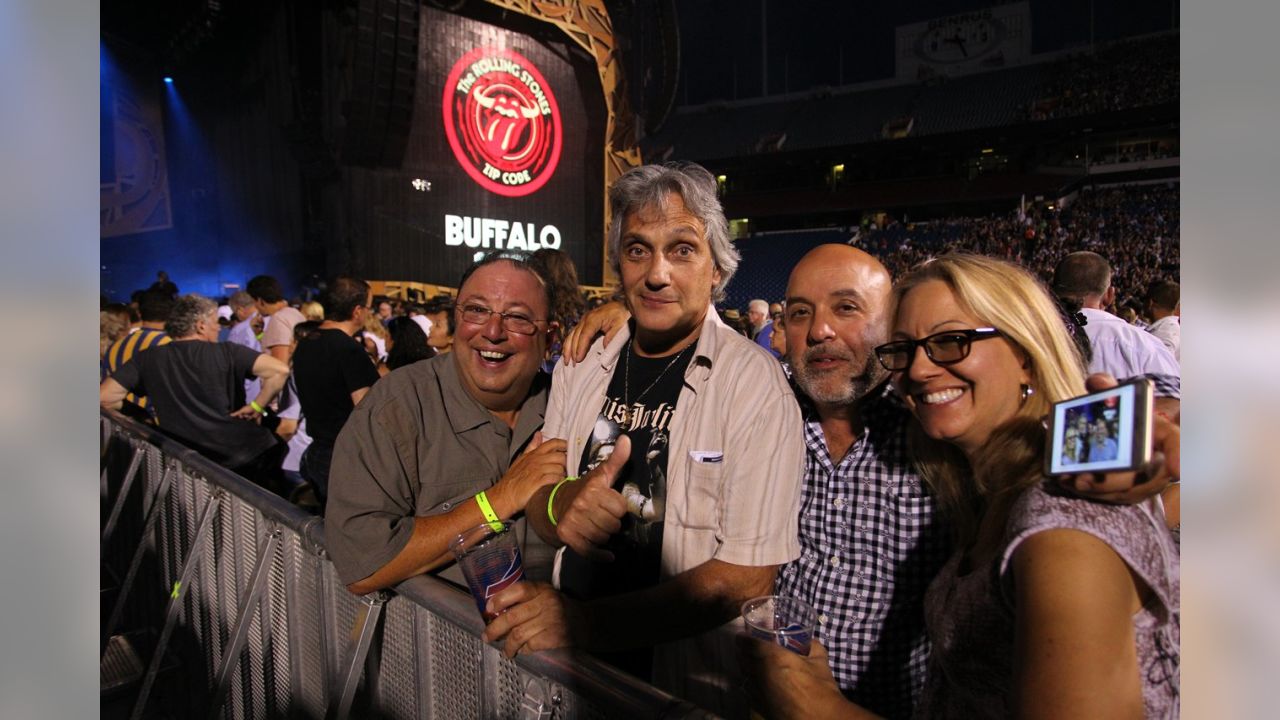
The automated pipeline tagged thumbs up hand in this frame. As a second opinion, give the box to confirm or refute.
[552,435,631,561]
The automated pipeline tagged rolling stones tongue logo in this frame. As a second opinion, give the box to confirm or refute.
[443,47,562,197]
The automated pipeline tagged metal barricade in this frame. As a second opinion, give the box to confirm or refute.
[100,409,712,720]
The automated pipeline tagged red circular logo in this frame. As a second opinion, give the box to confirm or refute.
[443,47,562,198]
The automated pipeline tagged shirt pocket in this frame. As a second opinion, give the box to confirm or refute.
[674,456,724,531]
[887,490,940,561]
[418,475,489,517]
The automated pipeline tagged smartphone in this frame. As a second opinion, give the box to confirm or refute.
[1045,378,1153,475]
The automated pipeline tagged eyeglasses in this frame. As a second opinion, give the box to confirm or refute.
[457,304,544,335]
[873,328,1003,371]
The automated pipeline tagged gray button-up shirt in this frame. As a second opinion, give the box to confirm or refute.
[325,353,552,588]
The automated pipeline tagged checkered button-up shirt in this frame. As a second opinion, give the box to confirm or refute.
[776,386,952,720]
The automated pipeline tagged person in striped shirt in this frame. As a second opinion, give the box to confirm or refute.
[100,289,173,421]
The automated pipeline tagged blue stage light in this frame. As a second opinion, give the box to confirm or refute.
[163,76,174,84]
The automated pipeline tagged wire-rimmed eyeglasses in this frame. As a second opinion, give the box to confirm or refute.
[457,304,545,335]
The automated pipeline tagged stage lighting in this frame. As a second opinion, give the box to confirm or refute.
[163,76,174,84]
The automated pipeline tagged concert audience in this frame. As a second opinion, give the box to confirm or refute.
[100,294,292,493]
[857,183,1178,313]
[1027,34,1177,121]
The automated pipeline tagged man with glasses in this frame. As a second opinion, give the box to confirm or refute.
[290,276,382,507]
[325,255,568,595]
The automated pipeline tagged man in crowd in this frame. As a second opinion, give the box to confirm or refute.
[247,274,306,363]
[422,296,455,354]
[291,277,382,505]
[100,294,291,491]
[101,288,174,421]
[485,163,804,718]
[225,290,262,400]
[1052,252,1180,386]
[747,298,780,358]
[325,255,567,595]
[375,298,394,325]
[1144,280,1180,362]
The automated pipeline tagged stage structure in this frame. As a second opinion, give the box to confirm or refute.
[344,0,640,292]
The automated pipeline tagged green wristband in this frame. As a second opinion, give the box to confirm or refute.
[547,476,578,527]
[474,491,503,532]
[249,400,266,414]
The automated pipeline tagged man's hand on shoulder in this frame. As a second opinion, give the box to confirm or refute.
[563,301,630,365]
[551,435,631,561]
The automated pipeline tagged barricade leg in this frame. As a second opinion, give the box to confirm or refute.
[102,462,178,655]
[101,443,144,547]
[326,592,388,720]
[130,489,224,720]
[206,524,282,720]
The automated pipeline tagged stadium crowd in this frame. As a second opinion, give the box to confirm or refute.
[1026,34,1178,120]
[855,182,1179,316]
[100,164,1179,719]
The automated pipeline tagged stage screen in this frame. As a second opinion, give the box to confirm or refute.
[362,5,606,287]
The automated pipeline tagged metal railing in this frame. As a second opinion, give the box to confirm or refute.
[100,409,711,719]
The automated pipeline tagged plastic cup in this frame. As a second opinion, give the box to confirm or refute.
[741,595,817,655]
[448,521,525,623]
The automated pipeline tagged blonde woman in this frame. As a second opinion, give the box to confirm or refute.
[301,300,325,322]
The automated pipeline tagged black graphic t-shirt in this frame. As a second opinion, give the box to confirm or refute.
[558,344,695,604]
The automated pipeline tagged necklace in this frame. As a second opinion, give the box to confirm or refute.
[621,341,693,426]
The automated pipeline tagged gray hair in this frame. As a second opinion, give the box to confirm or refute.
[606,162,739,302]
[165,294,218,338]
[227,290,254,309]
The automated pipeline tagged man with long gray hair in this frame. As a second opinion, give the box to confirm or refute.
[484,163,804,718]
[100,293,291,492]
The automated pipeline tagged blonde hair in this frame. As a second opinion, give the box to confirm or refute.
[100,311,129,357]
[301,301,325,322]
[893,254,1088,548]
[361,311,389,341]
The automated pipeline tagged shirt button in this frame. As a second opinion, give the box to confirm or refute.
[442,502,452,510]
[818,614,829,624]
[833,498,845,508]
[829,556,841,568]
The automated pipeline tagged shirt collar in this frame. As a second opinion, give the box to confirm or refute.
[592,303,726,374]
[438,353,548,438]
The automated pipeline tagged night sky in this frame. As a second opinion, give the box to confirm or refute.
[674,0,1178,106]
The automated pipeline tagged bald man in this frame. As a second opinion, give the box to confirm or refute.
[771,244,948,718]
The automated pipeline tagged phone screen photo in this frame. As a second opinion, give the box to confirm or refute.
[1046,380,1152,475]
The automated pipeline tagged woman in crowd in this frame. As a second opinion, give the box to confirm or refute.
[384,315,435,371]
[743,254,1178,718]
[359,311,390,366]
[527,248,587,372]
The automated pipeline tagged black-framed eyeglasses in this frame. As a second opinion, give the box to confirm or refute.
[457,304,545,335]
[873,328,1003,371]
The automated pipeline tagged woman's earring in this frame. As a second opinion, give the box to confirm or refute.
[1019,383,1035,405]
